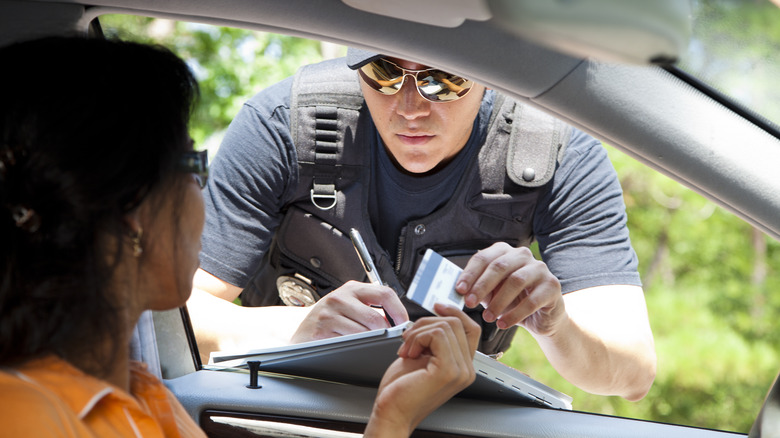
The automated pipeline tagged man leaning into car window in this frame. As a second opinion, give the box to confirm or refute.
[188,49,657,401]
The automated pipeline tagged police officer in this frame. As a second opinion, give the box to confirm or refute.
[188,49,656,401]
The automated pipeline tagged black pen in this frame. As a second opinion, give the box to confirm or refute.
[349,228,395,326]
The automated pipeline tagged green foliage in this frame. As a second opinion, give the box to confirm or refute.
[683,0,780,125]
[503,281,779,433]
[501,146,780,433]
[607,146,780,343]
[99,15,339,146]
[99,10,780,435]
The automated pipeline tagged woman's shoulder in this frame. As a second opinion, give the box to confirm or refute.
[0,368,86,437]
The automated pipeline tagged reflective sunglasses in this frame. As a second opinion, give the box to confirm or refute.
[358,58,474,103]
[179,149,209,189]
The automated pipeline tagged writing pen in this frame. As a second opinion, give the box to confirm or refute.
[349,228,382,286]
[349,228,395,326]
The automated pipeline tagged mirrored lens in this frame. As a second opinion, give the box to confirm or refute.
[358,59,473,103]
[359,58,406,94]
[416,69,473,102]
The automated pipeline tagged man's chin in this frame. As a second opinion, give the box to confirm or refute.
[396,159,445,176]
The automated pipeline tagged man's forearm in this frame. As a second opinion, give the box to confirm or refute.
[531,285,656,401]
[187,288,311,363]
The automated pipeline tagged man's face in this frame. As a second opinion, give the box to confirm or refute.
[359,58,486,175]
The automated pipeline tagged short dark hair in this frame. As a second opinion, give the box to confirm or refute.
[0,36,198,372]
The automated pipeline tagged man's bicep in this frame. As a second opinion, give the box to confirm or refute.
[200,97,295,289]
[536,135,640,290]
[563,285,652,338]
[193,268,243,302]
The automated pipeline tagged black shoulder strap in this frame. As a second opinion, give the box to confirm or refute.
[290,58,366,210]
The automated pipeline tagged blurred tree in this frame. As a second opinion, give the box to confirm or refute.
[686,0,780,124]
[676,0,780,343]
[504,145,780,433]
[98,15,343,147]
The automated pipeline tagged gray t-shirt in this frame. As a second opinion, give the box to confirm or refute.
[200,75,641,294]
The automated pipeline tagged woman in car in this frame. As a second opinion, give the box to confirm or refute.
[0,36,479,438]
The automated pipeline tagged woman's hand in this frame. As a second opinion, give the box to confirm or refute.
[364,303,480,437]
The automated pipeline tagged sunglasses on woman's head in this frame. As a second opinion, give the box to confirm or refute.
[358,58,474,103]
[178,149,209,189]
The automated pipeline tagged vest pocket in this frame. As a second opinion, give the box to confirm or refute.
[275,206,366,292]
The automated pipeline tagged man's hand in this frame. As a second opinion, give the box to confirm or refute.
[364,304,480,437]
[291,281,409,343]
[455,242,566,335]
[453,243,656,401]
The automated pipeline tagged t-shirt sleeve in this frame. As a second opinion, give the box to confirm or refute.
[534,129,641,294]
[199,78,298,288]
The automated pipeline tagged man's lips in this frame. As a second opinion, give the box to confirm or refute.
[397,133,434,145]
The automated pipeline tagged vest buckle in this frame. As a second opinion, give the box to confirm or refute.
[310,187,337,210]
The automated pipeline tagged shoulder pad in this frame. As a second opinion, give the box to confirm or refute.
[291,57,363,110]
[504,101,572,187]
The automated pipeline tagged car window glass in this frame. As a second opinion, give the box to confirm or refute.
[677,0,780,129]
[99,13,780,435]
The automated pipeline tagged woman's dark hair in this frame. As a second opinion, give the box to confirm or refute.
[0,36,198,372]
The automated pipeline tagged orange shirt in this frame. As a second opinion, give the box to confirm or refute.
[0,356,206,437]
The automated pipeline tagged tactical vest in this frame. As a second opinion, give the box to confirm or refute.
[241,58,571,355]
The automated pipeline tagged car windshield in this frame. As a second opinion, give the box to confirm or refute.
[99,0,780,434]
[677,0,780,130]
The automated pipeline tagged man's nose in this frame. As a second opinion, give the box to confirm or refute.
[395,75,430,120]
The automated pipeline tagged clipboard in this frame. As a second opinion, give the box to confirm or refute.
[210,322,572,410]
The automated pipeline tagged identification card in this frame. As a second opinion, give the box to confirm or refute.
[406,249,466,315]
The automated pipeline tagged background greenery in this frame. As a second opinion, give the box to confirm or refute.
[101,3,780,433]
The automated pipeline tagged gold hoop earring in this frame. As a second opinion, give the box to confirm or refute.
[131,228,143,258]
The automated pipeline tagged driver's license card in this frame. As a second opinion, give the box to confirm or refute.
[406,249,465,315]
